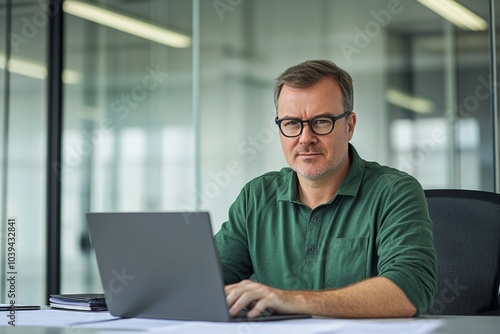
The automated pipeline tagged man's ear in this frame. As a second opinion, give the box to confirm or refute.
[347,112,356,140]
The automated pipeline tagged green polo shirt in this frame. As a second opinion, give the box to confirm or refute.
[214,144,437,314]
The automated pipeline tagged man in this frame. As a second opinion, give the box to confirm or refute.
[214,60,436,318]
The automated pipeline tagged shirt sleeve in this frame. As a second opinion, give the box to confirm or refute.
[375,175,437,315]
[214,187,254,285]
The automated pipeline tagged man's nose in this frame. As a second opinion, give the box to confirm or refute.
[298,123,317,145]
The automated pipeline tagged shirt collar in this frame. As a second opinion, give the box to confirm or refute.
[277,143,365,202]
[277,168,298,202]
[337,143,364,197]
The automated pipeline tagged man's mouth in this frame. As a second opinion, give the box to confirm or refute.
[297,151,322,157]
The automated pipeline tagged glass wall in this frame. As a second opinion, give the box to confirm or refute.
[1,0,498,304]
[0,0,47,304]
[61,0,193,293]
[388,1,493,191]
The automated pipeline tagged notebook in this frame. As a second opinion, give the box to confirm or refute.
[86,211,310,322]
[49,293,107,311]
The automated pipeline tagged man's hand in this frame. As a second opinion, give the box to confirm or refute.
[225,277,417,318]
[225,280,302,318]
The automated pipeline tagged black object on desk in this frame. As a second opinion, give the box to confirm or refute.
[49,293,107,311]
[0,304,40,311]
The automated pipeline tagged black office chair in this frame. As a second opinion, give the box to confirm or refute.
[424,189,500,315]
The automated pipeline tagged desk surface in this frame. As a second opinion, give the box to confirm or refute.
[0,309,498,333]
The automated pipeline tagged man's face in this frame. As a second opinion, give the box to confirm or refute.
[276,78,356,181]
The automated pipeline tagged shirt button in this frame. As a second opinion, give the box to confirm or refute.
[311,217,317,223]
[308,246,316,253]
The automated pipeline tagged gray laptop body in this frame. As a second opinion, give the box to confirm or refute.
[86,212,309,322]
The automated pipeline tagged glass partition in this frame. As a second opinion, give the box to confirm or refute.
[61,0,193,293]
[0,0,47,304]
[387,1,493,191]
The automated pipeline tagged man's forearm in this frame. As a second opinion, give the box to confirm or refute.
[288,276,416,318]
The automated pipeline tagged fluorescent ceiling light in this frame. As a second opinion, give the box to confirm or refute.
[62,69,82,84]
[418,0,487,31]
[386,89,434,114]
[0,55,80,84]
[63,0,191,48]
[3,56,47,79]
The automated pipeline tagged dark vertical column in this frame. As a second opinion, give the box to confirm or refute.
[489,0,499,193]
[46,0,64,299]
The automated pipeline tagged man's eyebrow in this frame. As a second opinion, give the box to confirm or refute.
[313,113,337,118]
[277,113,336,119]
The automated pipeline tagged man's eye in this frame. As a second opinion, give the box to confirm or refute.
[282,120,300,127]
[313,118,333,126]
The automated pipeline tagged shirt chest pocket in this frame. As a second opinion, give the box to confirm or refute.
[323,237,369,289]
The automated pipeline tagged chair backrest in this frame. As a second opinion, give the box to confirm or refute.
[424,189,500,315]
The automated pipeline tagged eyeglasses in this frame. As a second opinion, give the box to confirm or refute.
[275,111,352,138]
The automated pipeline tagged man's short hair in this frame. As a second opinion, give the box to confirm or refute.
[273,60,354,114]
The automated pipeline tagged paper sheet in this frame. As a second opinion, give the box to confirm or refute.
[150,318,346,334]
[7,309,443,334]
[326,318,443,334]
[149,317,443,334]
[13,309,180,330]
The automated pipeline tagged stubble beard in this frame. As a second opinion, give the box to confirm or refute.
[288,146,348,181]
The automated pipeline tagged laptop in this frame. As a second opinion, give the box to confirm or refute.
[86,211,310,322]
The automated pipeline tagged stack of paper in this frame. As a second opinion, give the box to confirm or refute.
[49,294,107,311]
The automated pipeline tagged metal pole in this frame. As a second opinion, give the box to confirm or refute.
[46,0,64,298]
[192,0,201,209]
[489,0,499,193]
[444,21,460,188]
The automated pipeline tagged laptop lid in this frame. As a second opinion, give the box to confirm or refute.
[86,211,233,322]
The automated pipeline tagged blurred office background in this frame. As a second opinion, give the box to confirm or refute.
[0,0,499,304]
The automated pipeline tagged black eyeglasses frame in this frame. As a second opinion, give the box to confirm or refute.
[275,110,352,138]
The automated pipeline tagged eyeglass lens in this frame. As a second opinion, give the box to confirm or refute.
[280,117,334,137]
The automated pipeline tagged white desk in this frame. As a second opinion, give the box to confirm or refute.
[0,309,499,333]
